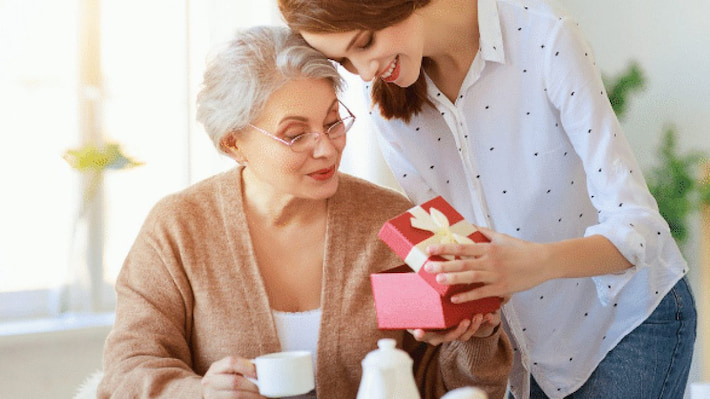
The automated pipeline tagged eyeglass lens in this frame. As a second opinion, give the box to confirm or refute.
[289,106,354,152]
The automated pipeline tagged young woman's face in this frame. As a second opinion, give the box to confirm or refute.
[301,14,425,87]
[230,78,346,201]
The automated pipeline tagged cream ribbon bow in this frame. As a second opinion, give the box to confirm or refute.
[404,206,476,271]
[410,207,476,246]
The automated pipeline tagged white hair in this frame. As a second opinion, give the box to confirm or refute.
[196,25,344,154]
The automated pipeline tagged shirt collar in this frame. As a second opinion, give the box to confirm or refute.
[477,0,506,64]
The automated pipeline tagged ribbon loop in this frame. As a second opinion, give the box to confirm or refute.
[410,207,475,246]
[403,205,478,271]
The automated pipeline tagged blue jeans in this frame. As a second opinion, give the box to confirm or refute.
[515,277,697,399]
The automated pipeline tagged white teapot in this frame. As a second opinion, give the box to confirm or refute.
[440,387,488,399]
[356,338,421,399]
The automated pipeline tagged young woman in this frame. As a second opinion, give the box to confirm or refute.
[98,25,512,399]
[278,0,697,398]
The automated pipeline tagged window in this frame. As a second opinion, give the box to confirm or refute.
[0,0,285,322]
[0,0,395,324]
[1,0,84,319]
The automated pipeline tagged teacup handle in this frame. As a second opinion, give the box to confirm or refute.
[246,359,259,388]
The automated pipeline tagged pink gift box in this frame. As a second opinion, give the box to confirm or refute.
[371,196,502,330]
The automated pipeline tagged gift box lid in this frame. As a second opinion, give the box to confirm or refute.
[377,196,489,296]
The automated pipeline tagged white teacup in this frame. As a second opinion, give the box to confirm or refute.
[249,351,314,398]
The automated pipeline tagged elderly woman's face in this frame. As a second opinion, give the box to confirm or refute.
[234,78,346,201]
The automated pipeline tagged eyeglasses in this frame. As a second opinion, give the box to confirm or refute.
[247,101,356,153]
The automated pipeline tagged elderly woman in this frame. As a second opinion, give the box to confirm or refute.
[98,26,511,399]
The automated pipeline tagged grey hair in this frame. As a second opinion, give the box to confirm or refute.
[196,25,344,154]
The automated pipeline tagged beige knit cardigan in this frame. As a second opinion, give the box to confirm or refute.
[99,167,512,398]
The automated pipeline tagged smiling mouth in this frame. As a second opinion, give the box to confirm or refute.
[380,55,400,82]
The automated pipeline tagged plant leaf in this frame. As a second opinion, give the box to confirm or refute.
[63,142,143,172]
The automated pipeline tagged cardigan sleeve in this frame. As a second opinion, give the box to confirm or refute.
[98,214,203,398]
[406,327,513,399]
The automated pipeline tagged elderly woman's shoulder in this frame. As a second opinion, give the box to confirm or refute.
[144,169,238,225]
[336,173,413,214]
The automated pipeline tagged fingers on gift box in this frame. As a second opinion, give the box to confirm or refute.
[371,196,502,330]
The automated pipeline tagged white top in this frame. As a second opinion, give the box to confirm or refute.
[272,308,321,368]
[362,0,688,398]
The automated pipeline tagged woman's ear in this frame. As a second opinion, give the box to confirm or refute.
[220,133,248,165]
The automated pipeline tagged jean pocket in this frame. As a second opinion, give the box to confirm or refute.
[644,277,695,325]
[643,286,679,325]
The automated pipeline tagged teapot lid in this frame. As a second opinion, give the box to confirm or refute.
[441,387,488,399]
[361,338,413,369]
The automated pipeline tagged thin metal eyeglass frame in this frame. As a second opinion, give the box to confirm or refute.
[247,101,356,153]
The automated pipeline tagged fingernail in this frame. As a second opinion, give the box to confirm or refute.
[424,263,436,273]
[427,245,438,254]
[450,295,460,304]
[436,274,447,284]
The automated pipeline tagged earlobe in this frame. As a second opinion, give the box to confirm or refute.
[228,146,248,165]
[220,134,248,165]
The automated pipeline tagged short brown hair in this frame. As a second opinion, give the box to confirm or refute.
[279,0,433,122]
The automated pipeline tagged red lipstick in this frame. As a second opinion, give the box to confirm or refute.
[309,166,336,181]
[381,55,401,83]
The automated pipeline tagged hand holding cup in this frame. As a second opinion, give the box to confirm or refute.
[201,355,261,399]
[248,351,314,398]
[202,351,314,398]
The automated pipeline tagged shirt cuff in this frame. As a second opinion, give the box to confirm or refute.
[585,223,644,305]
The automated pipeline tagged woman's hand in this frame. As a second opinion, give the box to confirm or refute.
[201,356,263,399]
[408,311,501,346]
[424,227,552,303]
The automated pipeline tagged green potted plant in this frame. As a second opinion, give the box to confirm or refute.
[646,127,708,245]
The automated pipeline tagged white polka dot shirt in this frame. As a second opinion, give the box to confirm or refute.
[361,0,688,397]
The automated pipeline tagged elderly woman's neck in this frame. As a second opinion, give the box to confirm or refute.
[241,174,328,229]
[247,196,327,229]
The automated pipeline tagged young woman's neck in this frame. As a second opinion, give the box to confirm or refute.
[421,0,480,101]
